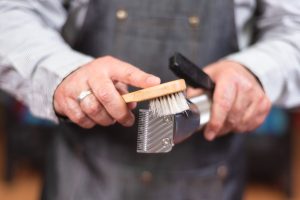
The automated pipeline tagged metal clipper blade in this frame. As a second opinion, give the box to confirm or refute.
[137,109,174,153]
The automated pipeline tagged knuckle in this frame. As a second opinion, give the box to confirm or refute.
[73,112,87,124]
[240,80,253,92]
[97,90,112,104]
[229,70,241,82]
[217,99,232,112]
[215,88,235,109]
[102,55,114,61]
[256,92,265,102]
[85,102,101,116]
[226,67,237,75]
[98,56,115,70]
[227,116,237,126]
[124,66,137,81]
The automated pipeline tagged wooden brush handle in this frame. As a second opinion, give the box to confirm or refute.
[122,79,186,103]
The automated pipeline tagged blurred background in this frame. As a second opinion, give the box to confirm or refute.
[0,90,299,200]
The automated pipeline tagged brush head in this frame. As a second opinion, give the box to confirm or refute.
[149,92,189,116]
[122,79,189,116]
[122,79,187,103]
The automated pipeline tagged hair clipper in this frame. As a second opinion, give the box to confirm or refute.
[137,53,215,153]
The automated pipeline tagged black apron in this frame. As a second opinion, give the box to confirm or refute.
[43,0,246,199]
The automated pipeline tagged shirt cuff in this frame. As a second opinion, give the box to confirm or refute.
[225,47,284,103]
[32,49,94,122]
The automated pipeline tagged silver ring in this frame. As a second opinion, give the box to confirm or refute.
[77,90,92,103]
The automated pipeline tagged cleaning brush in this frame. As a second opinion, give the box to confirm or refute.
[122,79,189,116]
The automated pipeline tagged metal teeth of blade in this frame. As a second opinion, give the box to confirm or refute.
[137,110,150,152]
[137,110,174,153]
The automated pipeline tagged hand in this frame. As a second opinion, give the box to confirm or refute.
[54,56,161,128]
[187,60,271,141]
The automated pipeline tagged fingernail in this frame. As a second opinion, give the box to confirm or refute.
[124,113,135,127]
[205,131,216,141]
[146,76,161,85]
[124,118,135,127]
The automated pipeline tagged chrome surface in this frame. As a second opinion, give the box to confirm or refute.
[137,109,174,153]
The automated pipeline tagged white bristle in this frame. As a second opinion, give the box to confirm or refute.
[149,92,189,116]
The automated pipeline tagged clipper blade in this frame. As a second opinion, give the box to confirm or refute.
[137,109,174,153]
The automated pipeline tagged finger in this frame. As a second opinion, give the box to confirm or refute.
[186,87,204,98]
[89,77,135,127]
[64,97,96,128]
[218,122,233,137]
[241,96,271,132]
[79,94,116,126]
[114,81,128,92]
[238,101,262,132]
[226,87,252,132]
[210,116,237,139]
[102,56,161,88]
[53,90,65,115]
[115,82,137,110]
[238,101,257,132]
[204,80,237,141]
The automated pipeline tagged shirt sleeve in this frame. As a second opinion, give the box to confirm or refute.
[0,0,93,122]
[226,0,300,108]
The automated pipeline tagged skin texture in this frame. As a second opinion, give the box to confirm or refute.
[54,56,271,141]
[187,60,271,141]
[54,56,161,128]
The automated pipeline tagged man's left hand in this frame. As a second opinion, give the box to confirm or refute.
[187,60,271,141]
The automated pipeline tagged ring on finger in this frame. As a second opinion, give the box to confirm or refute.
[77,90,93,103]
[79,92,116,126]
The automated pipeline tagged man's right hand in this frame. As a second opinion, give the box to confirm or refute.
[53,56,161,128]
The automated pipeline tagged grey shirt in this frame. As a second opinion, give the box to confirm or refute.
[0,0,300,122]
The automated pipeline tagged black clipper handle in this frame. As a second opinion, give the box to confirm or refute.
[169,52,215,91]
